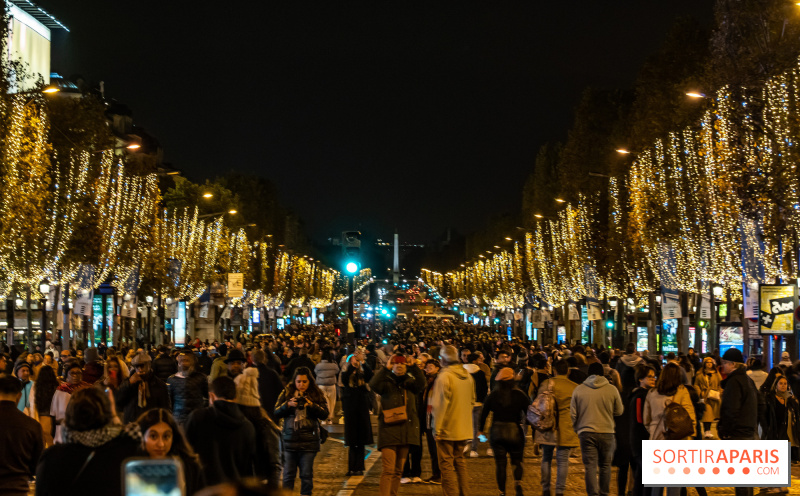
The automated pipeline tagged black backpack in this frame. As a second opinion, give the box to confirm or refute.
[660,387,695,440]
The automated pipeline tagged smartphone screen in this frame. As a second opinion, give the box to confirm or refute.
[123,458,184,496]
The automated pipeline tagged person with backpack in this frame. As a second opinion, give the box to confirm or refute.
[464,353,489,458]
[534,358,578,496]
[643,362,696,496]
[477,367,529,496]
[629,364,656,496]
[570,362,623,496]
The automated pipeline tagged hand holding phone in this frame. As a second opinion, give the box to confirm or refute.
[124,457,184,496]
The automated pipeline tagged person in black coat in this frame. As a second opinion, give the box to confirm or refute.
[252,350,283,420]
[718,349,759,441]
[465,353,488,456]
[166,351,208,425]
[184,376,256,486]
[628,365,655,496]
[35,387,140,496]
[0,374,43,496]
[196,349,213,377]
[341,353,374,475]
[117,352,171,424]
[151,346,178,382]
[274,367,329,495]
[234,368,282,490]
[282,349,317,382]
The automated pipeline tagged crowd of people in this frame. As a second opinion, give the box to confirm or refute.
[0,318,797,496]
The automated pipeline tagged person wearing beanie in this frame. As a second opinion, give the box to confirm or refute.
[719,347,759,436]
[13,361,33,413]
[570,358,623,496]
[235,367,282,490]
[779,351,793,370]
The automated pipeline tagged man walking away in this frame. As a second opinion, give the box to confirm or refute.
[185,376,256,486]
[430,345,475,496]
[166,350,208,425]
[536,359,579,496]
[0,374,43,496]
[570,362,623,496]
[718,348,759,496]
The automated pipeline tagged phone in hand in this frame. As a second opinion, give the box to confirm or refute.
[123,457,184,496]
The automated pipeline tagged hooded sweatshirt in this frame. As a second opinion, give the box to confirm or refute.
[463,363,488,404]
[570,374,624,435]
[184,399,257,486]
[430,363,476,441]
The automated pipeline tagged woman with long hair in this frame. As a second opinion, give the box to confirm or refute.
[629,364,656,496]
[340,352,374,476]
[137,408,204,495]
[102,355,130,391]
[235,367,282,490]
[762,376,800,458]
[644,362,697,496]
[274,366,329,496]
[478,367,529,496]
[30,364,59,446]
[694,356,722,436]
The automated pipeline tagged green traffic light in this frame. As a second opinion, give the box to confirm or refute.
[345,262,358,274]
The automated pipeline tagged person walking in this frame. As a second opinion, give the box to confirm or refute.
[314,349,340,424]
[643,362,696,496]
[717,348,760,496]
[629,365,656,496]
[235,367,282,490]
[14,361,33,414]
[137,408,205,495]
[478,367,528,496]
[430,345,476,496]
[421,358,442,484]
[152,346,178,382]
[252,349,283,421]
[29,365,59,447]
[184,376,256,486]
[464,352,489,458]
[762,374,799,490]
[274,367,329,496]
[370,354,426,496]
[166,350,208,425]
[570,362,624,496]
[35,387,141,496]
[535,358,579,496]
[340,352,374,476]
[0,374,43,496]
[116,351,171,424]
[50,362,91,443]
[694,356,722,437]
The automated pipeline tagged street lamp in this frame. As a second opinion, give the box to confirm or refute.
[555,198,566,203]
[197,210,239,220]
[616,149,632,155]
[202,192,213,198]
[686,92,707,99]
[91,143,140,154]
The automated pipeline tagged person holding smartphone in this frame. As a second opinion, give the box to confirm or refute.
[274,366,328,496]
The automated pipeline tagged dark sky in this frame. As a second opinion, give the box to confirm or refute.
[38,1,713,244]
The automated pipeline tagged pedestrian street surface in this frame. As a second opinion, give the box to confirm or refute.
[305,423,800,496]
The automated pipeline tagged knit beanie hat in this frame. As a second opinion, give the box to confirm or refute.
[235,367,261,407]
[722,348,744,363]
[495,367,515,382]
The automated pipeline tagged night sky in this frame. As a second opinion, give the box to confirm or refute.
[39,1,713,244]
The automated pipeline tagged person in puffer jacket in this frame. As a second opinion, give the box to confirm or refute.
[166,350,208,425]
[274,366,329,496]
[314,349,340,424]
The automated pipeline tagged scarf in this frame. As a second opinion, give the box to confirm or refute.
[137,376,151,408]
[776,390,792,400]
[57,381,91,395]
[62,421,142,447]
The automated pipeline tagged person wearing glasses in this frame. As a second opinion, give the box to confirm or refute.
[116,351,171,424]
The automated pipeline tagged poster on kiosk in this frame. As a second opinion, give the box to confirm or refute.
[758,284,797,335]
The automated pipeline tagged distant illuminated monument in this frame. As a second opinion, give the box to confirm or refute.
[393,230,400,285]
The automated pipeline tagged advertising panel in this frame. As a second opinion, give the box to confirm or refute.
[227,273,243,298]
[720,325,744,354]
[759,284,797,335]
[642,440,790,487]
[174,301,186,346]
[661,288,682,319]
[662,319,678,353]
[637,326,648,352]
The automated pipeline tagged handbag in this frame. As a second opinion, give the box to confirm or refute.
[383,389,408,425]
[706,389,721,401]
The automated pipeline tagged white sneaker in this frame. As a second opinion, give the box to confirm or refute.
[411,477,423,483]
[400,477,412,484]
[486,448,494,457]
[463,444,470,454]
[468,451,479,458]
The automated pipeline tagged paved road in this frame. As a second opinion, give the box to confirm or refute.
[293,420,800,496]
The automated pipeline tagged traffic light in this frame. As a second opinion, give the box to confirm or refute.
[342,230,361,275]
[605,320,614,329]
[698,320,708,328]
